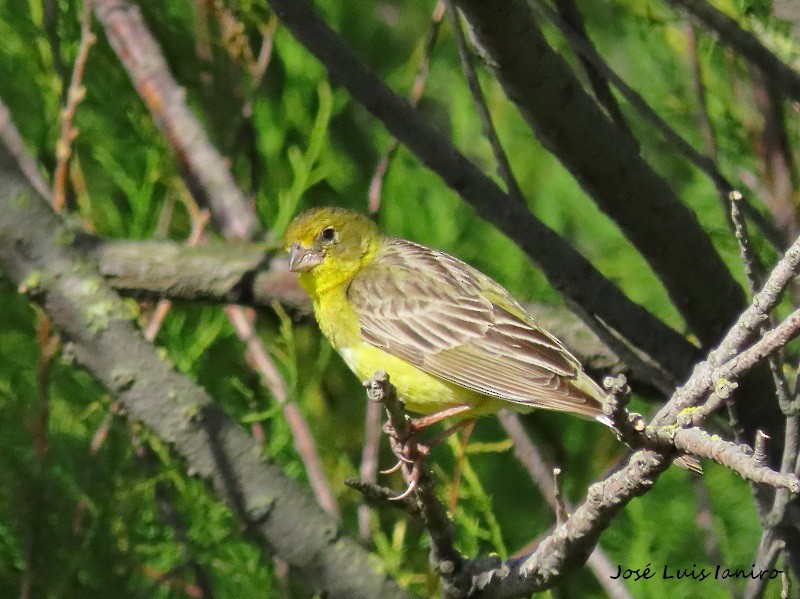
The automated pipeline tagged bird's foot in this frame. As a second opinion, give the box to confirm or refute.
[381,420,431,500]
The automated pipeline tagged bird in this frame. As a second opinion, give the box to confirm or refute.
[284,207,614,494]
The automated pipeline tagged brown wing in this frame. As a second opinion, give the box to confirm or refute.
[347,239,606,419]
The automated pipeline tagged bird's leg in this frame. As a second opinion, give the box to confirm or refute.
[380,405,474,500]
[410,404,474,429]
[381,404,472,473]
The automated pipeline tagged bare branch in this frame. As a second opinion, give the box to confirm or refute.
[461,228,800,597]
[0,128,412,599]
[345,477,422,518]
[656,232,800,428]
[534,0,784,251]
[498,411,634,599]
[666,0,800,104]
[369,1,446,212]
[468,450,669,598]
[95,241,311,313]
[363,372,468,597]
[551,0,631,136]
[446,2,524,202]
[53,0,95,212]
[644,427,797,491]
[92,0,258,239]
[455,0,747,348]
[0,101,50,200]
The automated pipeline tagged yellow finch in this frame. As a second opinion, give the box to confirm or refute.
[284,207,610,427]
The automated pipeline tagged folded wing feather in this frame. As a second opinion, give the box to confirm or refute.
[347,239,605,419]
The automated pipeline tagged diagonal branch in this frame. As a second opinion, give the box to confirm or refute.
[462,229,800,597]
[453,0,745,349]
[551,0,632,137]
[446,2,524,203]
[92,0,257,240]
[533,0,785,251]
[0,119,412,599]
[498,410,635,599]
[91,0,339,518]
[665,0,800,103]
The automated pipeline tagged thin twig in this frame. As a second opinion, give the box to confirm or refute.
[89,401,121,454]
[345,477,421,518]
[92,0,258,239]
[685,21,718,159]
[552,0,632,137]
[53,0,95,211]
[532,0,784,250]
[743,533,784,599]
[552,468,566,526]
[665,0,800,104]
[369,1,446,212]
[685,308,800,424]
[728,188,794,447]
[446,2,523,203]
[497,410,634,599]
[730,191,764,295]
[658,231,800,428]
[21,309,59,599]
[226,305,340,519]
[363,372,468,596]
[358,399,384,540]
[251,15,279,89]
[0,102,51,200]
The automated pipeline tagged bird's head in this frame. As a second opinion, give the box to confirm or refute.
[284,207,381,294]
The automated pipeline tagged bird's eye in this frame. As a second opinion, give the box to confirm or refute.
[320,226,337,244]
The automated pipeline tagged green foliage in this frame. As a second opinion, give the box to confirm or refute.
[0,0,797,596]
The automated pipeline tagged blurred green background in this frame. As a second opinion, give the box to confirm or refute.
[0,0,796,596]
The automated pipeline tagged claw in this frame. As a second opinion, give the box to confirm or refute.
[380,459,404,475]
[390,465,420,501]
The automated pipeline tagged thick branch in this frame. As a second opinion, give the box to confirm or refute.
[453,0,744,349]
[470,450,670,598]
[0,133,410,599]
[94,240,311,313]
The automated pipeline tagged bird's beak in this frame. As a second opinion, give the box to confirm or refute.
[288,242,324,273]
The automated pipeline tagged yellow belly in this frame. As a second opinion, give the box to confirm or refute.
[338,341,501,418]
